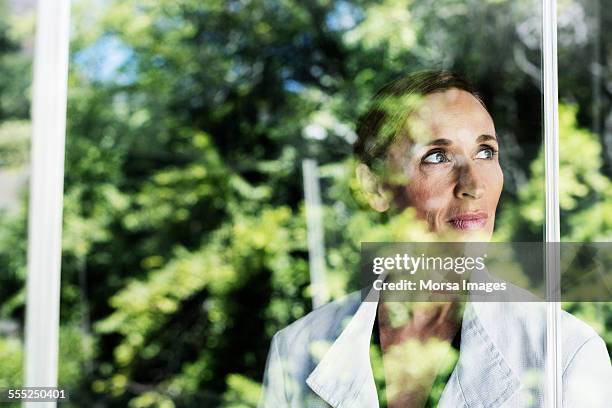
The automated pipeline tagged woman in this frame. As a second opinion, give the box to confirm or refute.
[258,71,611,407]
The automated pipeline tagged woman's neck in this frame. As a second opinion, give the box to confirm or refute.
[377,300,463,351]
[374,300,464,408]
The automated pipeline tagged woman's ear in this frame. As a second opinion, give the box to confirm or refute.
[356,163,390,212]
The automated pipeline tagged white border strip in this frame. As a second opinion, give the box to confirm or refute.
[542,0,562,406]
[24,0,71,405]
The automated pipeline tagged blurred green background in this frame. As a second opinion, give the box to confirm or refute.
[0,0,611,406]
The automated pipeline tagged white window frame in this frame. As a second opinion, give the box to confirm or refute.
[23,1,71,407]
[542,0,562,406]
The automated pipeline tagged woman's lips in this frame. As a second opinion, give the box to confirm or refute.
[447,212,488,230]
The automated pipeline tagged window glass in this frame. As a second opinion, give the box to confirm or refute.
[45,0,612,406]
[557,0,612,391]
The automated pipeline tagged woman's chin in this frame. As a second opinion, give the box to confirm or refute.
[435,226,492,242]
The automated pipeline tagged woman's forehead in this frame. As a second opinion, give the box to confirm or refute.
[405,89,495,144]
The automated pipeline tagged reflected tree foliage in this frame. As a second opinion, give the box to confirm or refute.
[0,0,610,406]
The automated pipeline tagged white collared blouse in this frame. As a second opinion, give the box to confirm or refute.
[259,291,611,407]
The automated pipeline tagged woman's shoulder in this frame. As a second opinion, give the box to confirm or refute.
[559,308,608,372]
[472,300,606,369]
[272,291,362,349]
[473,277,602,352]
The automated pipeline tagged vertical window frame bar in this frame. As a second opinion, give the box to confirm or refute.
[23,0,71,406]
[302,159,329,309]
[542,0,562,406]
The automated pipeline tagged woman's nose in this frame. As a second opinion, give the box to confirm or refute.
[453,164,485,200]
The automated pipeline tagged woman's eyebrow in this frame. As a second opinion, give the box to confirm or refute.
[424,134,497,147]
[476,134,497,143]
[426,138,453,146]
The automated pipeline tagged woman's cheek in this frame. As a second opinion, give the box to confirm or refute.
[407,173,451,220]
[483,165,504,205]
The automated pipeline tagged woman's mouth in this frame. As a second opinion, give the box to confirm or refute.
[447,212,488,230]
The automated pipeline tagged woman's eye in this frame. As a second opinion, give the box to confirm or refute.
[422,151,449,164]
[475,146,496,159]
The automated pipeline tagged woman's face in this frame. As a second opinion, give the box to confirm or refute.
[386,89,503,240]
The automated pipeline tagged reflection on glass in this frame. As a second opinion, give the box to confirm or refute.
[557,2,612,405]
[0,0,606,406]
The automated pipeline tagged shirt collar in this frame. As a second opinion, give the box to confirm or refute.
[306,297,379,408]
[306,292,521,407]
